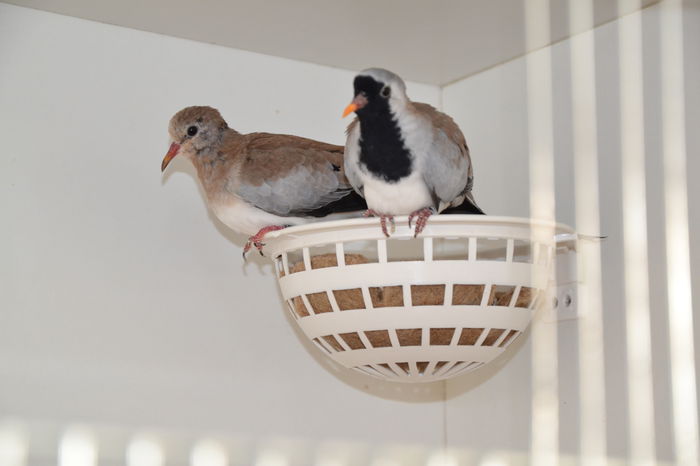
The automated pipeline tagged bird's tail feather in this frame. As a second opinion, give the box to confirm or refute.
[441,194,485,215]
[301,191,368,218]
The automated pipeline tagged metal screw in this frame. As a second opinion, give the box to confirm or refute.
[564,293,573,307]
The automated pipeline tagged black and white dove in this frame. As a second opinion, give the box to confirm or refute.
[161,106,366,256]
[342,68,484,237]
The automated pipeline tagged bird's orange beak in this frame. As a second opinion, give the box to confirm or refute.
[342,94,368,118]
[161,142,180,172]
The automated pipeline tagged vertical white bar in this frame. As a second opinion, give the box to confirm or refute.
[403,284,413,307]
[475,328,491,347]
[314,338,335,354]
[449,328,462,346]
[424,360,439,376]
[421,327,430,347]
[357,331,373,349]
[493,329,511,348]
[508,285,522,308]
[326,290,340,313]
[660,1,699,465]
[191,439,228,466]
[255,450,289,466]
[377,239,388,263]
[302,247,311,271]
[388,329,400,347]
[376,363,399,378]
[59,429,97,466]
[126,437,164,466]
[444,282,454,307]
[569,0,608,465]
[531,242,540,266]
[506,238,515,263]
[480,284,493,307]
[299,294,314,316]
[524,1,558,466]
[423,237,434,262]
[335,242,346,267]
[361,287,374,310]
[434,361,459,377]
[333,333,353,352]
[0,426,27,466]
[281,252,289,276]
[618,1,656,464]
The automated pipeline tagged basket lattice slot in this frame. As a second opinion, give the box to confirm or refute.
[265,215,573,383]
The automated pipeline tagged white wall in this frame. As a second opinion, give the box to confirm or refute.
[0,4,447,465]
[2,1,699,465]
[443,1,700,463]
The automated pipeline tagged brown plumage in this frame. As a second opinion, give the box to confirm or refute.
[161,106,365,255]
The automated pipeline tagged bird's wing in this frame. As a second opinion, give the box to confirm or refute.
[414,103,475,210]
[343,118,365,196]
[228,133,353,217]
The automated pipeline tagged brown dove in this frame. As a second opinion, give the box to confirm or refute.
[161,106,366,256]
[342,68,484,237]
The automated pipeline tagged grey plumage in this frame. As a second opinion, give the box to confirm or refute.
[415,103,474,212]
[231,142,353,216]
[343,68,483,236]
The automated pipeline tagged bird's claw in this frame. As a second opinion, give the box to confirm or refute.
[242,225,285,261]
[364,209,395,237]
[381,216,396,237]
[408,207,435,237]
[242,241,256,261]
[242,240,266,261]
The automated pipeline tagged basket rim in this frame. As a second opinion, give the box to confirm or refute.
[265,214,575,240]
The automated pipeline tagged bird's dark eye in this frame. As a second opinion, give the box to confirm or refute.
[380,86,391,98]
[187,126,198,137]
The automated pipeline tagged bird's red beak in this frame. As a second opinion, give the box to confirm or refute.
[161,142,180,172]
[342,94,368,118]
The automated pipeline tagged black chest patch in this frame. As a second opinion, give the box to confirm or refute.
[353,79,412,182]
[358,114,412,183]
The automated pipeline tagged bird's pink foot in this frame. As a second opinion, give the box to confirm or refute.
[408,207,435,237]
[363,209,395,237]
[243,225,286,259]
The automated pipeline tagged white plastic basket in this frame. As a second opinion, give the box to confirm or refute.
[265,215,575,383]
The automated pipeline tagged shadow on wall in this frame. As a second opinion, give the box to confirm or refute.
[281,300,530,403]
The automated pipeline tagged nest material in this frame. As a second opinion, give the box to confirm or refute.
[287,254,496,346]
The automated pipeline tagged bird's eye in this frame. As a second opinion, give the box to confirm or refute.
[380,86,391,98]
[187,126,198,137]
